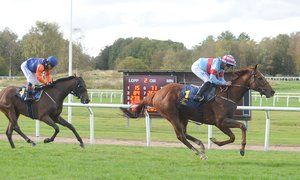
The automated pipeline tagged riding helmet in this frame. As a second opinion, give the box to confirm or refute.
[221,55,236,66]
[47,56,58,67]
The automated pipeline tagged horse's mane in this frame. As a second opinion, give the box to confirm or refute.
[41,76,76,89]
[52,76,76,84]
[231,67,253,82]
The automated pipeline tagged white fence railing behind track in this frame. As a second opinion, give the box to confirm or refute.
[265,76,300,81]
[253,94,300,107]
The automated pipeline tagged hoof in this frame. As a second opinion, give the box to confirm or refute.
[200,154,208,160]
[80,143,84,148]
[31,142,36,147]
[44,138,52,143]
[210,137,216,142]
[240,150,245,156]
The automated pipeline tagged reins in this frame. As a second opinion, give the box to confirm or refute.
[215,71,256,104]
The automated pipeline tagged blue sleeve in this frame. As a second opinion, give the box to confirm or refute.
[209,74,227,85]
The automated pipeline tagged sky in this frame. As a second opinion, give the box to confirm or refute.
[0,0,300,57]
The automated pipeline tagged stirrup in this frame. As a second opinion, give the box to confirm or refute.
[194,95,204,102]
[24,97,33,102]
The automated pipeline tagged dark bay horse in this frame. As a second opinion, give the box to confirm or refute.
[121,65,275,160]
[0,76,90,148]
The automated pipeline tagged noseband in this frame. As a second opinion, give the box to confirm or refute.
[70,78,87,99]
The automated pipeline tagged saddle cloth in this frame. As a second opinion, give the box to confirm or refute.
[179,84,216,109]
[18,87,43,102]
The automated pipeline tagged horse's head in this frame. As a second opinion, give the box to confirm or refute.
[71,76,90,104]
[234,64,275,98]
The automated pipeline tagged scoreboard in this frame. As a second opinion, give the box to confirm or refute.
[123,75,177,113]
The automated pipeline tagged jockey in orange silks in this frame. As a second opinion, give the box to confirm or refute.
[20,56,58,101]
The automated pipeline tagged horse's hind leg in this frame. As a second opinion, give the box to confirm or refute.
[6,122,15,148]
[167,116,207,160]
[14,123,36,146]
[185,134,205,153]
[5,110,19,148]
[41,116,60,143]
[55,116,84,148]
[181,119,205,152]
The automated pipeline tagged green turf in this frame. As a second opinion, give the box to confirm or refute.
[0,142,298,179]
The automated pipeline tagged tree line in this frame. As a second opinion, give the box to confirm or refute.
[95,31,300,76]
[0,21,299,76]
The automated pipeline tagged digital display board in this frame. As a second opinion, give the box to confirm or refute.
[123,75,177,113]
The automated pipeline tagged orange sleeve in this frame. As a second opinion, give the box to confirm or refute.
[45,70,52,83]
[36,64,47,84]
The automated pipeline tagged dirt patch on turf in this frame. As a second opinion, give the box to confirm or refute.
[1,135,299,152]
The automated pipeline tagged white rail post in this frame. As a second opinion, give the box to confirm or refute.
[264,110,270,151]
[207,125,213,149]
[110,93,113,103]
[144,110,151,147]
[259,97,262,106]
[286,96,290,107]
[35,120,40,143]
[90,92,93,102]
[87,107,94,144]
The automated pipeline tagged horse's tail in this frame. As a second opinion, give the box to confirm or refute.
[120,93,155,118]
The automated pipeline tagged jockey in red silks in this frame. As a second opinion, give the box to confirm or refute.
[20,56,58,101]
[191,55,236,101]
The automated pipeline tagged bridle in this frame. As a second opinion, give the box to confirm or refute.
[70,77,87,99]
[217,70,266,104]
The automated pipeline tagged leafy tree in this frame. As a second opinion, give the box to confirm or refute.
[94,46,110,70]
[272,34,295,75]
[289,32,300,74]
[116,56,149,70]
[0,28,21,76]
[161,50,192,70]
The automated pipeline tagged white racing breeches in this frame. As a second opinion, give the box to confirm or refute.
[191,61,211,83]
[21,61,40,85]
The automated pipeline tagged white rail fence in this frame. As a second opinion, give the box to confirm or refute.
[253,94,300,107]
[34,103,300,151]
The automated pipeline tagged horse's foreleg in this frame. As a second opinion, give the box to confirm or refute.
[55,116,84,148]
[210,127,235,146]
[185,134,205,153]
[41,116,59,143]
[213,118,247,156]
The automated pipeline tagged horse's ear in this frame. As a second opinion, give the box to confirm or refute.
[254,64,259,70]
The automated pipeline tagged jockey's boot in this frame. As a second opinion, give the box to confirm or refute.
[194,81,211,102]
[24,83,34,102]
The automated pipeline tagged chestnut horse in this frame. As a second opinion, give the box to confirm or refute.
[0,76,90,148]
[121,65,275,160]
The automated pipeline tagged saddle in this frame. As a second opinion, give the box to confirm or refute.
[17,86,44,119]
[18,86,43,102]
[179,84,216,109]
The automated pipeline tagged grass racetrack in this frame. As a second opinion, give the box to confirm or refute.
[0,142,299,179]
[0,107,299,179]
